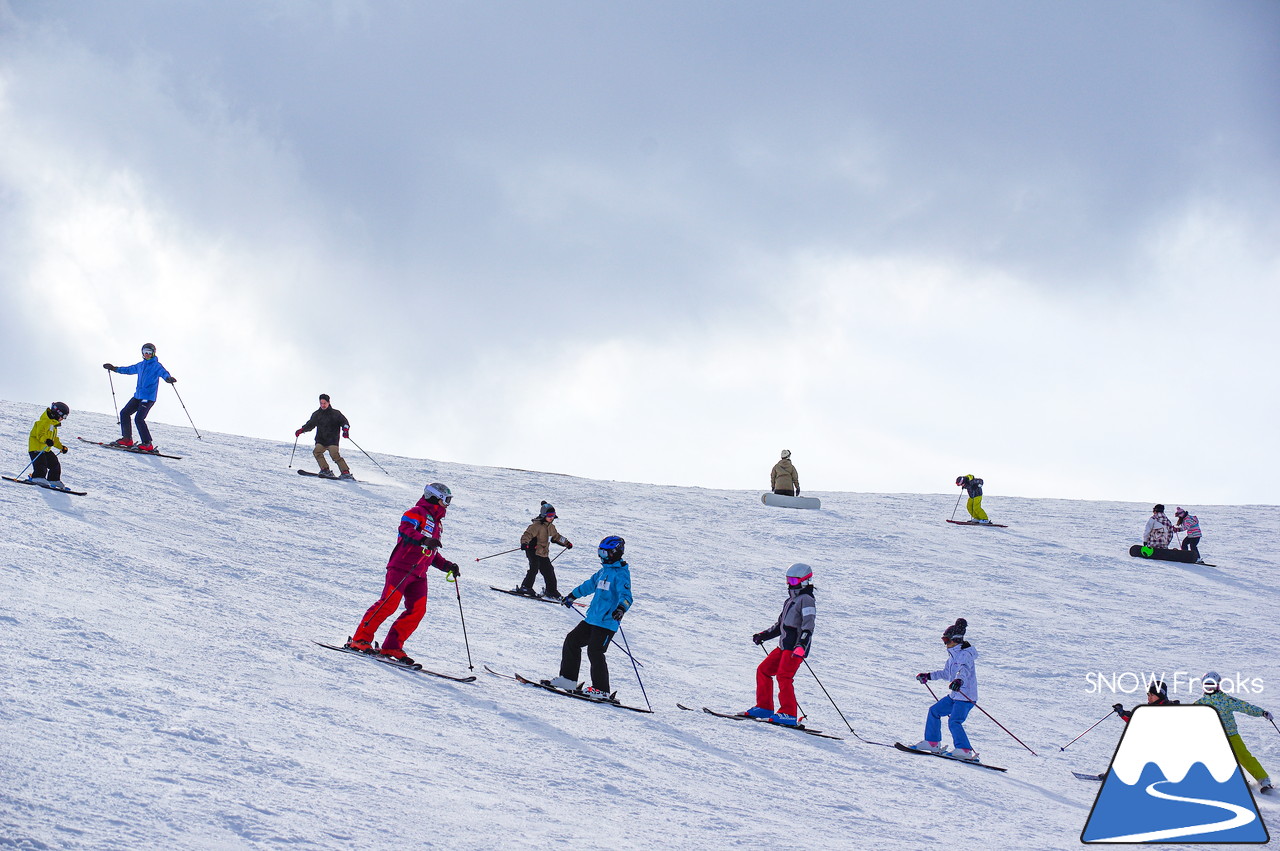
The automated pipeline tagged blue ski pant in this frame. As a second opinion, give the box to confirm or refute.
[925,695,975,749]
[120,397,156,444]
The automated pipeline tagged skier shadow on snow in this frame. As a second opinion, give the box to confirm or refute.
[148,459,226,511]
[1140,558,1252,594]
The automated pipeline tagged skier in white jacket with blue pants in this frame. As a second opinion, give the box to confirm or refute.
[915,618,980,761]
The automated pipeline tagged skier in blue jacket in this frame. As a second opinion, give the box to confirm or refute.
[549,535,632,700]
[104,343,177,452]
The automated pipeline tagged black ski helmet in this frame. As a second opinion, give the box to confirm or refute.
[141,343,156,355]
[50,402,70,420]
[598,535,625,563]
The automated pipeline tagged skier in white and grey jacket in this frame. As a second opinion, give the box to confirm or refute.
[914,618,981,761]
[1143,504,1175,548]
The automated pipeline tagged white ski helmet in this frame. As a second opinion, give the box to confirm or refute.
[423,482,452,505]
[785,563,813,585]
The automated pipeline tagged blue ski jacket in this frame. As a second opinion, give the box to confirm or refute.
[115,358,173,402]
[570,560,632,630]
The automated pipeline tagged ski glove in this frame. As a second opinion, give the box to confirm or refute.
[562,594,577,608]
[916,673,931,684]
[1112,703,1125,715]
[342,427,350,438]
[45,439,54,447]
[949,678,963,692]
[752,632,766,645]
[295,429,304,437]
[792,646,806,659]
[424,537,442,551]
[441,560,459,577]
[60,446,68,454]
[563,541,573,549]
[164,376,177,384]
[611,605,626,622]
[1265,711,1274,721]
[102,363,115,371]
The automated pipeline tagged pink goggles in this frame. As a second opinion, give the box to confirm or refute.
[787,573,812,586]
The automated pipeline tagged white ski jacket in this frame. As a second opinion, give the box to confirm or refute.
[931,643,978,703]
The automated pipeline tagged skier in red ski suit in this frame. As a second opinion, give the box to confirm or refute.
[346,483,459,665]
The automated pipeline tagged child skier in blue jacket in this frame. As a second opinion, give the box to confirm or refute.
[104,343,177,452]
[549,535,632,700]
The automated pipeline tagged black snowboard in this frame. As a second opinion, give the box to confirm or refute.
[1128,545,1212,566]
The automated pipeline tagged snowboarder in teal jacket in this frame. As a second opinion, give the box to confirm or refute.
[549,535,632,699]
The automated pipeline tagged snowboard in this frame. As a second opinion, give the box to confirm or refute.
[1128,545,1213,566]
[2,476,87,496]
[946,519,1008,528]
[761,493,821,510]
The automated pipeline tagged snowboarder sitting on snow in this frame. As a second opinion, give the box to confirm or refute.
[549,535,632,700]
[1172,507,1204,563]
[771,450,800,497]
[1195,671,1274,794]
[746,563,816,727]
[345,483,460,666]
[955,475,990,524]
[914,618,980,761]
[104,342,176,452]
[514,501,573,599]
[296,394,353,479]
[25,402,71,491]
[1112,679,1180,723]
[1142,504,1174,549]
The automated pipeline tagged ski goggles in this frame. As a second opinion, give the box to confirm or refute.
[786,574,811,587]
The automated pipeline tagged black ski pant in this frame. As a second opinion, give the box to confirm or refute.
[773,487,798,496]
[30,450,61,482]
[521,551,559,596]
[1181,536,1202,560]
[560,621,615,692]
[120,397,156,444]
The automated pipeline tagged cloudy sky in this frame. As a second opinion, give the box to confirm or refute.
[1,1,1277,504]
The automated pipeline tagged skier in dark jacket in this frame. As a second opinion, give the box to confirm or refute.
[746,563,816,727]
[296,394,352,479]
[104,342,176,452]
[956,475,991,524]
[1113,679,1180,723]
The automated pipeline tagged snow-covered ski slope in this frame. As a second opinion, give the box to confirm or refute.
[2,401,1277,850]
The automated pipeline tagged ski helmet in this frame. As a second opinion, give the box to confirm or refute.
[1148,680,1169,699]
[597,535,625,563]
[141,343,156,356]
[50,402,70,420]
[942,618,968,643]
[956,475,966,486]
[785,563,813,586]
[423,482,452,505]
[1202,671,1222,693]
[781,449,791,460]
[539,501,557,520]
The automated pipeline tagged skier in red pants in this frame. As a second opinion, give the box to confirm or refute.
[346,483,459,666]
[747,563,816,726]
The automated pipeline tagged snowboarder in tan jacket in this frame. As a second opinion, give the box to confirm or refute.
[771,450,800,496]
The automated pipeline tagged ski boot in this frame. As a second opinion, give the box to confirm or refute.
[911,740,946,754]
[579,685,612,701]
[344,636,374,653]
[339,471,355,480]
[949,747,980,762]
[548,676,578,691]
[379,647,416,667]
[110,438,135,448]
[745,706,774,720]
[318,469,337,479]
[770,712,800,727]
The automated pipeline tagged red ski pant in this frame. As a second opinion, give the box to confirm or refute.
[756,647,804,716]
[353,567,427,652]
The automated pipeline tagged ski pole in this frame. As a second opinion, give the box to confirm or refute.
[950,492,963,521]
[13,450,47,480]
[288,435,299,468]
[1058,709,1119,752]
[346,436,388,475]
[107,369,120,426]
[570,606,644,667]
[474,547,521,562]
[447,573,474,671]
[616,625,650,711]
[956,688,1038,755]
[1268,716,1280,737]
[170,383,202,439]
[551,545,569,563]
[801,659,856,732]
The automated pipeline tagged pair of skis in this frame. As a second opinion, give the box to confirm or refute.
[488,586,585,607]
[314,641,476,682]
[483,667,653,713]
[2,476,88,496]
[77,436,182,459]
[893,742,1007,772]
[677,704,843,739]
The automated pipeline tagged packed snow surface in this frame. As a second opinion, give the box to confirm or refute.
[2,402,1276,849]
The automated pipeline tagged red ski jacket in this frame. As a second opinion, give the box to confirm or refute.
[387,498,451,577]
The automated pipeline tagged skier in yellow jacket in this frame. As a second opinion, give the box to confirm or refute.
[26,403,71,491]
